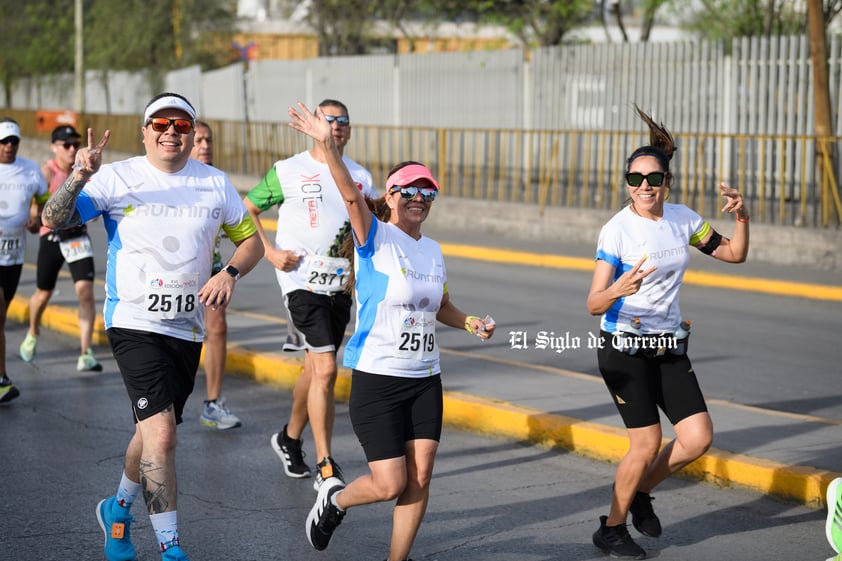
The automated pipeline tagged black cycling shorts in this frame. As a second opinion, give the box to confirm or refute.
[597,331,708,429]
[107,327,202,424]
[349,370,443,462]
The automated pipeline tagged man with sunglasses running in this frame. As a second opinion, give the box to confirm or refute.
[0,117,49,404]
[244,98,375,491]
[42,93,264,561]
[21,125,102,372]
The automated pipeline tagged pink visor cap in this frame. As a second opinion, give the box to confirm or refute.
[385,164,440,192]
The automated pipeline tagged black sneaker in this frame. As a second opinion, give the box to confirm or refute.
[306,477,345,550]
[593,515,646,559]
[313,456,345,491]
[270,426,311,478]
[0,377,20,404]
[630,491,662,537]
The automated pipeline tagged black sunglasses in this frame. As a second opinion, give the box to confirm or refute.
[0,137,20,146]
[324,115,350,127]
[61,141,81,150]
[389,185,438,202]
[626,171,666,187]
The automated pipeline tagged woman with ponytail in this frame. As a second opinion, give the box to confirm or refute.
[587,105,749,559]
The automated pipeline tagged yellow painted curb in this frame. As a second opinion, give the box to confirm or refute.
[10,296,837,508]
[257,219,842,302]
[441,391,837,509]
[8,296,109,345]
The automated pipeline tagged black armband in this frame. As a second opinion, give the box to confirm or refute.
[697,230,723,255]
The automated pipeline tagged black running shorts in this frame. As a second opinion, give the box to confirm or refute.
[107,327,202,424]
[349,370,443,462]
[0,264,23,303]
[35,234,95,291]
[597,331,708,429]
[284,289,351,353]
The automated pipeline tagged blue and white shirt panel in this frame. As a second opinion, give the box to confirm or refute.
[344,219,447,378]
[77,156,250,341]
[595,203,708,334]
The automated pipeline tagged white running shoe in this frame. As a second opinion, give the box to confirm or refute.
[199,397,241,430]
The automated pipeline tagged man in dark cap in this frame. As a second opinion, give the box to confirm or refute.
[21,124,103,371]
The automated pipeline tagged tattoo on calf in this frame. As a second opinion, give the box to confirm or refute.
[139,458,171,514]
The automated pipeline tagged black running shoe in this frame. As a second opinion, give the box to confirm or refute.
[306,477,346,550]
[313,456,345,491]
[630,491,662,537]
[0,377,20,404]
[593,515,646,559]
[270,426,311,478]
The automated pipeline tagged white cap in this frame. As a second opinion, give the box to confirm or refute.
[0,121,21,141]
[143,95,196,123]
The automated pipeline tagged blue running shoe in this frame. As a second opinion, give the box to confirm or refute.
[161,544,190,560]
[827,477,842,554]
[96,496,136,561]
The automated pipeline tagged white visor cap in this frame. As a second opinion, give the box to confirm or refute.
[143,95,196,123]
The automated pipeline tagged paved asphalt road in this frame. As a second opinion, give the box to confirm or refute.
[3,216,840,560]
[0,325,831,561]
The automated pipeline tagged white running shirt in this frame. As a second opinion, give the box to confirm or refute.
[0,157,48,266]
[595,203,711,334]
[344,219,447,378]
[76,156,254,341]
[247,151,376,296]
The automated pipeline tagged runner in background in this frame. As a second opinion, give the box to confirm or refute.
[192,119,241,430]
[245,99,375,489]
[0,118,48,403]
[20,125,102,372]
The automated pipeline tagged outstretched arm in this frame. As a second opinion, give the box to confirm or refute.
[287,102,372,243]
[42,128,110,229]
[703,182,749,263]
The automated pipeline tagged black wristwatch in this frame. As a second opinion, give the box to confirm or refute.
[222,264,240,281]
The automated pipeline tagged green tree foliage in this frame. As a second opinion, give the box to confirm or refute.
[668,0,842,39]
[468,0,596,47]
[304,0,382,55]
[85,0,236,72]
[0,0,236,104]
[0,0,77,105]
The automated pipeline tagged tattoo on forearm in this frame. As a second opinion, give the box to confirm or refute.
[139,457,171,514]
[42,174,86,228]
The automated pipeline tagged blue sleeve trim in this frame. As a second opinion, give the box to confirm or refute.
[77,192,101,223]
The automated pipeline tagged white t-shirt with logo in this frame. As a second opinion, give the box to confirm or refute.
[0,157,48,265]
[247,151,376,295]
[595,203,710,334]
[343,219,447,378]
[77,156,252,341]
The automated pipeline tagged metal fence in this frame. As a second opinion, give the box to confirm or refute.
[8,34,842,227]
[10,107,839,227]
